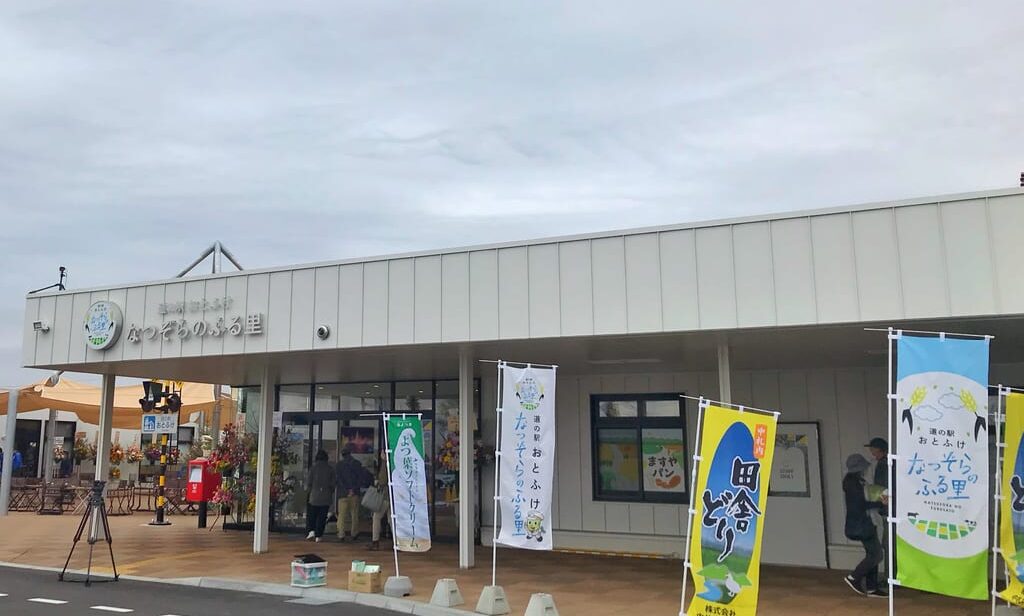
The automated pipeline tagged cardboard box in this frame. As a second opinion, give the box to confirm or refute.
[348,570,383,594]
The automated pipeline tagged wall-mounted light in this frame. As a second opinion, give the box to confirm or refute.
[32,320,50,333]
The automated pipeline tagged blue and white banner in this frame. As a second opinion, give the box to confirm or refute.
[497,364,556,550]
[895,334,989,600]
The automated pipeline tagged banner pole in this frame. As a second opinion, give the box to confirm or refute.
[887,327,898,616]
[381,413,401,579]
[992,387,1007,616]
[490,361,504,587]
[679,397,708,616]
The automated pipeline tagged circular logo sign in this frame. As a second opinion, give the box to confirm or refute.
[84,300,123,350]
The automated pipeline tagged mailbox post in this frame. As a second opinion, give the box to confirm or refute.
[186,458,220,529]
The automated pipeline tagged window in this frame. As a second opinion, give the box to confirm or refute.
[592,394,688,503]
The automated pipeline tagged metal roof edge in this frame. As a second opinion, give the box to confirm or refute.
[26,185,1024,299]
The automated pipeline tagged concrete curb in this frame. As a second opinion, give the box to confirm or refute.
[0,561,476,615]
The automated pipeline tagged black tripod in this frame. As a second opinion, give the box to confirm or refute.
[59,480,119,586]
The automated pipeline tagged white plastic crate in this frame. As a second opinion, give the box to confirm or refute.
[290,560,327,588]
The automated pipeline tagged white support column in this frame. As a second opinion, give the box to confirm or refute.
[94,375,116,484]
[0,388,19,515]
[253,366,274,554]
[717,340,732,404]
[458,347,475,569]
[42,408,57,481]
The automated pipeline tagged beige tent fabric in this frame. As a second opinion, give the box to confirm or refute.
[0,378,236,430]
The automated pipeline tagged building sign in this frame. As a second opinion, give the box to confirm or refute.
[141,413,179,435]
[124,296,263,343]
[688,404,777,616]
[895,334,989,600]
[642,428,686,495]
[84,300,123,350]
[497,364,557,551]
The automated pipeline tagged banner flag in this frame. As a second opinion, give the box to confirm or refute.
[385,415,431,552]
[895,334,989,600]
[688,404,777,616]
[497,364,556,550]
[999,392,1024,607]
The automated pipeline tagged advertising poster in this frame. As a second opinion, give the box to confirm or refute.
[497,364,556,550]
[895,334,989,600]
[769,431,810,498]
[385,415,431,552]
[1000,392,1024,607]
[688,404,777,616]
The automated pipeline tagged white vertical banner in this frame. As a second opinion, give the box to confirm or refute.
[384,414,431,553]
[497,364,557,550]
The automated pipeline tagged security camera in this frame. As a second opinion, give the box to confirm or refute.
[33,320,50,333]
[316,325,331,340]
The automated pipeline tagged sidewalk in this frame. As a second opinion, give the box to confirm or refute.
[0,513,990,615]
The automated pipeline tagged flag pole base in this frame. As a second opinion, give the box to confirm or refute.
[475,585,511,615]
[430,578,465,607]
[524,592,559,616]
[383,575,412,598]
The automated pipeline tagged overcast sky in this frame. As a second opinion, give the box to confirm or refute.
[1,1,1021,387]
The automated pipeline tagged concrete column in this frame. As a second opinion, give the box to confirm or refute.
[94,375,116,484]
[211,384,222,444]
[0,388,19,515]
[458,348,475,569]
[717,341,732,404]
[42,409,57,481]
[253,366,274,554]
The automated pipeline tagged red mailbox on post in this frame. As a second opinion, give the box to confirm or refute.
[186,458,220,503]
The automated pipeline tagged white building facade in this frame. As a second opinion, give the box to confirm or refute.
[18,187,1024,571]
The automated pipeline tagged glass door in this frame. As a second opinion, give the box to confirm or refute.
[278,415,313,531]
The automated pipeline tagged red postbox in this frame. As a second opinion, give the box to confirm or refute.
[186,458,220,503]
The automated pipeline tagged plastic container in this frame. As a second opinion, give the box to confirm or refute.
[291,554,327,588]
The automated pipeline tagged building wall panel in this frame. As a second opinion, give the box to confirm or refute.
[528,244,561,339]
[733,222,777,327]
[624,234,663,333]
[414,256,442,344]
[387,259,414,345]
[498,247,530,339]
[441,253,470,342]
[695,226,737,329]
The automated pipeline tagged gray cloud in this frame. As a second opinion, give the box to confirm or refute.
[1,1,1021,385]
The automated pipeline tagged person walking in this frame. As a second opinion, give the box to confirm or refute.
[335,445,367,542]
[843,453,887,598]
[305,450,334,542]
[367,448,391,551]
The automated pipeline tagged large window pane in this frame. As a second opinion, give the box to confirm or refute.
[599,400,637,418]
[396,381,433,411]
[644,399,681,417]
[235,386,262,435]
[597,428,640,493]
[279,385,310,412]
[641,428,687,495]
[314,383,390,412]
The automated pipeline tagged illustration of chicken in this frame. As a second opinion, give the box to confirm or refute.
[901,386,927,434]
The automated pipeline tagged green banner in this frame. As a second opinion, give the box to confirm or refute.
[385,415,431,552]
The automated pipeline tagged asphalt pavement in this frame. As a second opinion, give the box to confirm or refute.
[0,566,404,616]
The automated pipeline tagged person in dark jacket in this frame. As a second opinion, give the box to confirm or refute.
[335,445,369,542]
[843,453,887,598]
[866,437,888,488]
[305,450,334,542]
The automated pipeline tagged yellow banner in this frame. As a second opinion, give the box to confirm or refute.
[688,404,777,616]
[999,392,1024,607]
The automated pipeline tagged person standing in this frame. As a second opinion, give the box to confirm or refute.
[843,454,887,598]
[367,448,391,551]
[305,450,334,543]
[335,446,366,542]
[865,437,890,578]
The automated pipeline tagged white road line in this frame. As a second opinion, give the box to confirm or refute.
[90,607,134,613]
[28,598,68,605]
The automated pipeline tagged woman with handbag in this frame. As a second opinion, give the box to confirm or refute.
[843,453,887,598]
[367,448,391,551]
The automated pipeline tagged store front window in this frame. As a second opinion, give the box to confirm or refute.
[268,379,480,540]
[591,393,689,504]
